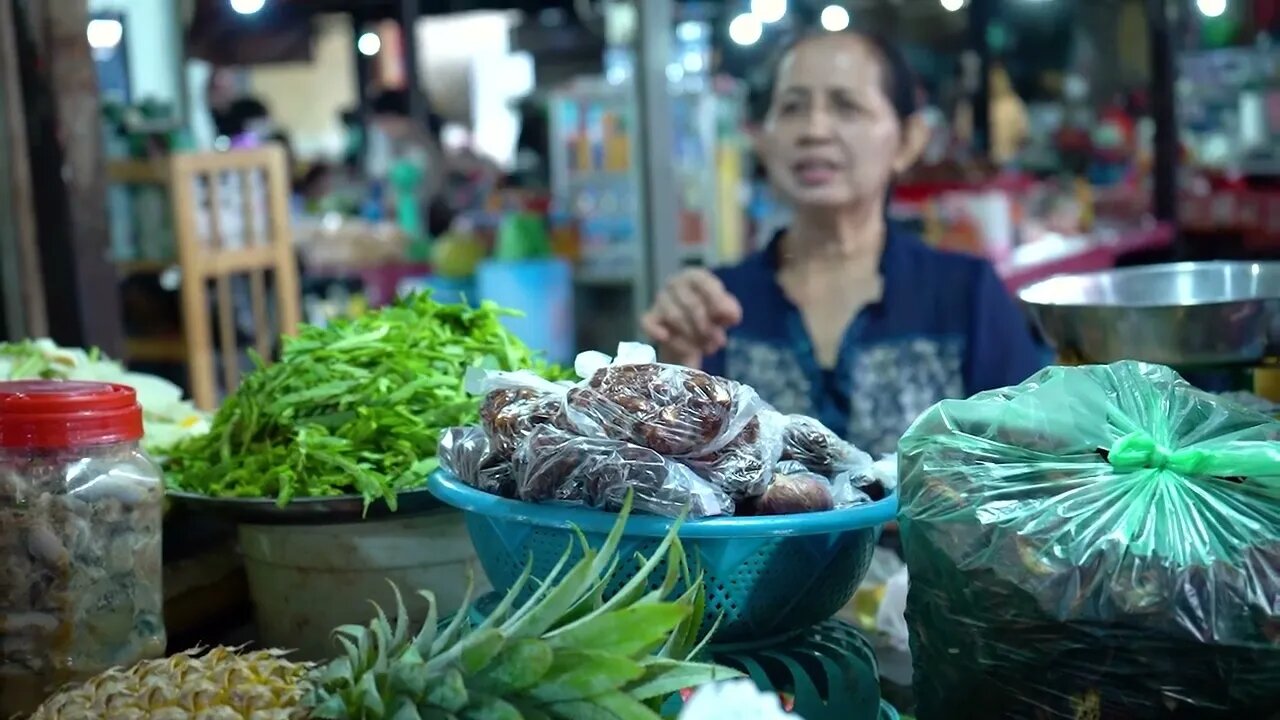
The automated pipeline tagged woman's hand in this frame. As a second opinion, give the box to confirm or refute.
[641,269,743,368]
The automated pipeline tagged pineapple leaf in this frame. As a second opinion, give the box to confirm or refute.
[424,668,470,713]
[316,655,356,685]
[506,541,577,629]
[636,542,685,606]
[459,628,506,674]
[309,694,351,719]
[389,582,412,647]
[458,694,523,720]
[470,638,554,694]
[356,669,387,716]
[414,590,440,654]
[389,698,425,720]
[682,596,724,662]
[548,692,662,720]
[504,549,600,640]
[584,492,634,583]
[335,623,376,670]
[625,658,743,701]
[592,691,667,720]
[658,579,706,660]
[529,649,645,703]
[508,701,554,720]
[471,554,535,634]
[335,633,363,670]
[432,572,478,657]
[372,601,396,672]
[554,553,617,630]
[546,602,689,656]
[580,512,686,621]
[388,652,430,698]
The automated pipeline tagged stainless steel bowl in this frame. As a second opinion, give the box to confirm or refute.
[1019,261,1280,366]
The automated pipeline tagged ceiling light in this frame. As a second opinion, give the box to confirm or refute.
[357,32,381,56]
[86,18,123,50]
[820,5,850,31]
[941,0,965,11]
[751,0,787,24]
[229,0,266,15]
[728,13,763,46]
[1197,0,1227,17]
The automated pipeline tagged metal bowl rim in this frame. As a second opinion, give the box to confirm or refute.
[1018,260,1280,309]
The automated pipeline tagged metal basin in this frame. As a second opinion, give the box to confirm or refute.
[1019,261,1280,366]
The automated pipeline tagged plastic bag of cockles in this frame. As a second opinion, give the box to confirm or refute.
[831,453,896,503]
[779,414,873,477]
[899,361,1280,720]
[512,425,732,519]
[565,343,783,498]
[437,426,515,498]
[463,366,573,459]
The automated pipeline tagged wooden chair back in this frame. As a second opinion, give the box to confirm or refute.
[168,146,300,410]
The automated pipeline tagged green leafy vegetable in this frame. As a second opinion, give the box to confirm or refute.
[163,293,571,510]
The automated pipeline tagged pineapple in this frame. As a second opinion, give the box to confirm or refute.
[25,647,312,719]
[27,497,741,719]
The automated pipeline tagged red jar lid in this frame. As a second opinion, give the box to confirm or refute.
[0,380,144,449]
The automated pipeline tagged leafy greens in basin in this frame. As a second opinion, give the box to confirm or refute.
[164,293,571,510]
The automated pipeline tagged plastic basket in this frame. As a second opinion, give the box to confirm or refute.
[714,619,882,720]
[428,471,897,644]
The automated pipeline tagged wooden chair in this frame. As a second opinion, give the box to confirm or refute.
[168,146,300,410]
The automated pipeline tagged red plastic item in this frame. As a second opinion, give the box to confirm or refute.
[0,380,143,449]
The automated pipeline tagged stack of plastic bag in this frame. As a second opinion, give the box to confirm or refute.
[440,343,886,519]
[899,361,1280,719]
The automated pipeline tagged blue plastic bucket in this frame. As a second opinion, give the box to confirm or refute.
[475,259,574,364]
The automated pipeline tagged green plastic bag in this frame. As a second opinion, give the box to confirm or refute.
[495,212,552,262]
[898,362,1280,720]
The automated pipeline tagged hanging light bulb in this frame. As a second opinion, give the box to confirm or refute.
[728,13,763,46]
[751,0,787,24]
[1197,0,1227,18]
[229,0,266,16]
[86,18,124,50]
[357,32,382,56]
[820,5,850,32]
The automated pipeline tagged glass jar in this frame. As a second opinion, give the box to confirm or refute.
[0,381,166,717]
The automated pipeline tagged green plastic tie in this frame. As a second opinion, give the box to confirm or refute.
[1107,431,1211,475]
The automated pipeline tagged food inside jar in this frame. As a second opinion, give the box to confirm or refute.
[0,447,166,713]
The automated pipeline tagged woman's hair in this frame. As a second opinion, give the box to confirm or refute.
[751,31,919,125]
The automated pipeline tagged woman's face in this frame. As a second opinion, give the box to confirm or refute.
[759,35,915,209]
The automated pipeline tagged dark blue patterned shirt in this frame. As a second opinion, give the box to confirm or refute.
[704,229,1050,456]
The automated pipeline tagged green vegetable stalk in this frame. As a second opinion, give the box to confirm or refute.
[164,293,571,510]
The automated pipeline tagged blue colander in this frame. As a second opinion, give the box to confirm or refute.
[428,471,897,644]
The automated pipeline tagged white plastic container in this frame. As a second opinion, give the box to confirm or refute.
[238,508,487,660]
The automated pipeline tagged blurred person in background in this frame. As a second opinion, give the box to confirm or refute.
[368,89,456,237]
[642,31,1047,459]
